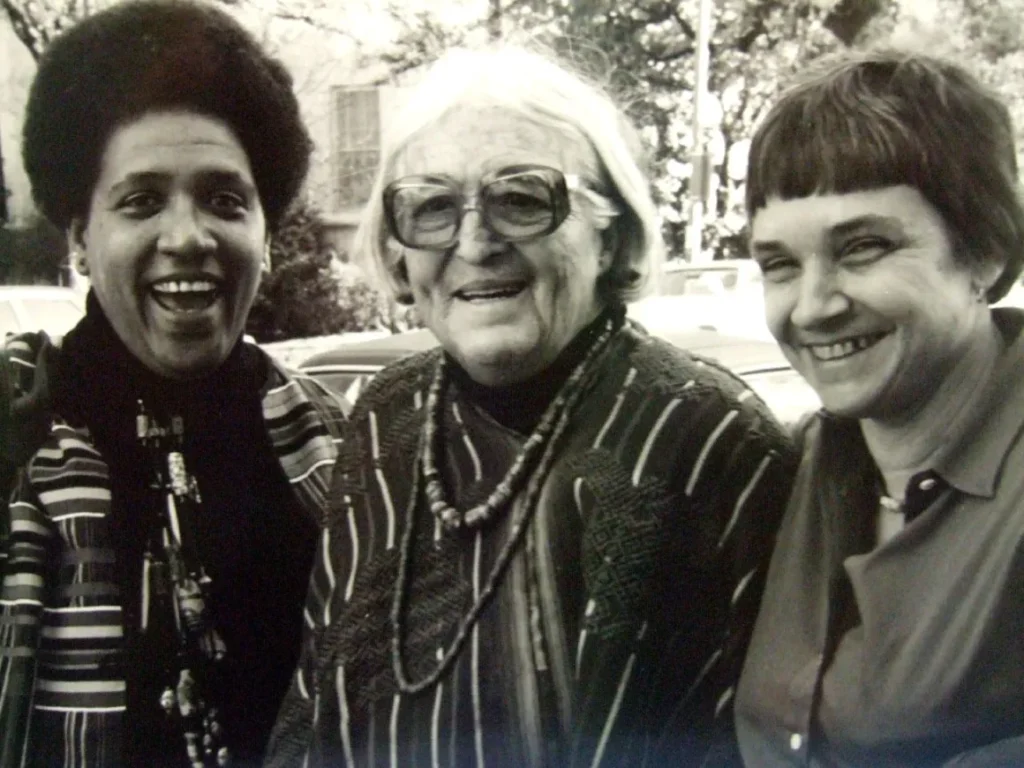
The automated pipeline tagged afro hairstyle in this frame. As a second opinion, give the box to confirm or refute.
[22,0,312,234]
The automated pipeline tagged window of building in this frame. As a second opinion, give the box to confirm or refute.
[332,85,381,209]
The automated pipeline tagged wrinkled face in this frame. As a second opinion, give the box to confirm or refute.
[391,106,611,386]
[72,110,266,379]
[750,185,999,420]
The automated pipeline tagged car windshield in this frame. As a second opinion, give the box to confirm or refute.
[742,368,820,428]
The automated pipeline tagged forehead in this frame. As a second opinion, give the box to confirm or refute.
[98,110,254,186]
[393,105,598,181]
[751,185,942,244]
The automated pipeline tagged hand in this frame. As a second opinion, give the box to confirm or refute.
[1,332,57,468]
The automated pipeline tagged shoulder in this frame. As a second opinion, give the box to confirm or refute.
[349,348,440,423]
[260,346,349,437]
[618,325,791,451]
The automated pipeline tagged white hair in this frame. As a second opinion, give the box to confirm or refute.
[354,43,665,305]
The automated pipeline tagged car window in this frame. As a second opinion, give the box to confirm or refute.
[0,301,19,338]
[304,369,379,404]
[741,368,821,428]
[22,299,84,337]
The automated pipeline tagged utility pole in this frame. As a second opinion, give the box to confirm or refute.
[687,0,714,263]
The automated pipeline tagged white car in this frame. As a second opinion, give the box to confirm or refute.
[629,259,773,341]
[0,286,86,340]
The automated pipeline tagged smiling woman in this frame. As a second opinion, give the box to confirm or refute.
[735,49,1024,767]
[0,3,347,767]
[266,45,796,768]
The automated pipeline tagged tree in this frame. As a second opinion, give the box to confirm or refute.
[371,0,893,261]
[245,198,390,341]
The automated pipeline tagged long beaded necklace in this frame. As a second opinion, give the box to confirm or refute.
[391,317,618,694]
[137,399,231,768]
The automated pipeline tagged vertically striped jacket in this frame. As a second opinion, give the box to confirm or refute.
[0,337,347,768]
[269,326,797,767]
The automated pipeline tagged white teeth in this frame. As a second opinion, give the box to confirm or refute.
[152,280,218,294]
[808,333,885,361]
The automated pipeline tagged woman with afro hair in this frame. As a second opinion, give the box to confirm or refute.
[0,1,347,765]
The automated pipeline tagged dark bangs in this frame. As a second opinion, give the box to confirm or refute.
[745,50,1024,301]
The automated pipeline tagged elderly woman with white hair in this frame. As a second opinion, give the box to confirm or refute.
[267,45,795,767]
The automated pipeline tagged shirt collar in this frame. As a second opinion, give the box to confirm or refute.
[933,308,1024,498]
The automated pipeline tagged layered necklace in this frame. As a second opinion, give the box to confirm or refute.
[137,399,231,767]
[391,315,619,694]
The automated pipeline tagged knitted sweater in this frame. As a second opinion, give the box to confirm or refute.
[268,323,796,767]
[0,335,348,768]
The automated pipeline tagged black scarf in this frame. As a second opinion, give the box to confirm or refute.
[52,293,292,765]
[447,304,627,435]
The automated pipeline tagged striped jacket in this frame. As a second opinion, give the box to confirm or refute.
[268,325,797,767]
[0,336,348,768]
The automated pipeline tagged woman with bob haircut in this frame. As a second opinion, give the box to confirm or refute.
[266,44,795,768]
[0,2,347,766]
[735,49,1024,766]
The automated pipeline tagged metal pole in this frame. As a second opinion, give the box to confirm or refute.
[688,0,714,264]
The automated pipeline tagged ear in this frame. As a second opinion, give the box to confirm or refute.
[974,252,1007,298]
[598,219,622,276]
[263,239,272,273]
[66,218,90,276]
[388,247,415,304]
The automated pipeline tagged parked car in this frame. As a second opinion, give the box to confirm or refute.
[0,286,86,340]
[298,324,820,427]
[628,258,772,341]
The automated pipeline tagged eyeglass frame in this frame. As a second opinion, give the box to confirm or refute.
[382,163,596,251]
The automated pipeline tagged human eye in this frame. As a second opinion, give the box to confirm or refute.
[486,180,551,224]
[117,190,163,218]
[753,252,799,284]
[207,190,249,219]
[839,236,893,265]
[410,193,457,232]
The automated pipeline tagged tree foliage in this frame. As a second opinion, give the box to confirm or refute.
[371,0,894,260]
[0,212,67,284]
[245,198,392,341]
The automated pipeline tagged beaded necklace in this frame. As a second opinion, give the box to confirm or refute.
[391,317,618,694]
[137,399,231,767]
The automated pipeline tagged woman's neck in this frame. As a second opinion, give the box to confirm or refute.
[448,305,622,435]
[861,319,1003,497]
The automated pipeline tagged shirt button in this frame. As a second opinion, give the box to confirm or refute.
[790,733,803,751]
[919,477,937,491]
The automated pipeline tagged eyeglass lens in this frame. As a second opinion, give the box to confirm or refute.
[388,170,561,249]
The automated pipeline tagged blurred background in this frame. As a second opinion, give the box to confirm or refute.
[2,0,1022,361]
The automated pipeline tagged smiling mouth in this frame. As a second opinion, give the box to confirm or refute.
[805,331,890,362]
[150,279,222,313]
[453,282,528,303]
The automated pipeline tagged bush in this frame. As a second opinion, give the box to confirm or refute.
[246,198,394,342]
[0,214,67,285]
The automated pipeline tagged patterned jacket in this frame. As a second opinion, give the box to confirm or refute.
[0,335,348,767]
[269,325,797,767]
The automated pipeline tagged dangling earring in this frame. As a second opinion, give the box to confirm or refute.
[262,242,272,273]
[71,250,89,276]
[972,282,988,304]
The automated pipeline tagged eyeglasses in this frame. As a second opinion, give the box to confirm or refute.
[383,164,582,251]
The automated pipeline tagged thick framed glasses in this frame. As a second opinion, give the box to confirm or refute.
[383,164,578,251]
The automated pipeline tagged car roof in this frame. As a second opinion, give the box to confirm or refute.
[0,286,84,298]
[299,324,789,375]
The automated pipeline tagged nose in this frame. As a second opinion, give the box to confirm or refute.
[452,208,502,264]
[790,259,849,328]
[156,197,216,256]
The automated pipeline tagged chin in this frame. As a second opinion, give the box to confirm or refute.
[456,344,542,386]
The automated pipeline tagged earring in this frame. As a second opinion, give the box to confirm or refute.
[262,242,272,273]
[972,282,988,304]
[71,250,89,276]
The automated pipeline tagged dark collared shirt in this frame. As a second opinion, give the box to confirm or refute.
[735,309,1024,767]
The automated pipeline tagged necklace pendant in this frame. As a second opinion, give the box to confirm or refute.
[168,451,189,497]
[160,686,177,714]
